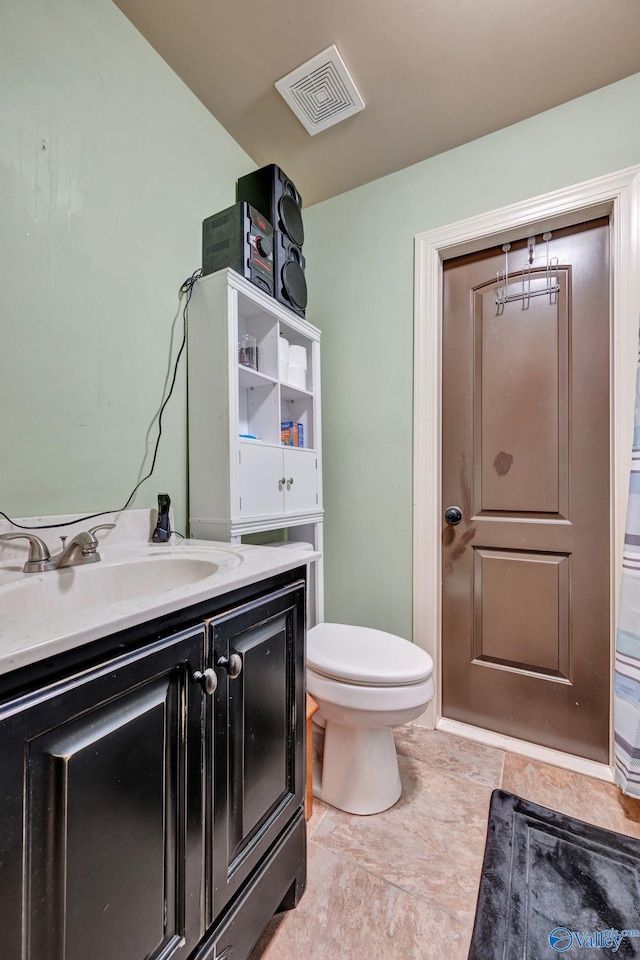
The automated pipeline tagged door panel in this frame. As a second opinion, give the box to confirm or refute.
[472,549,570,677]
[229,614,290,844]
[476,274,568,515]
[237,442,284,517]
[208,583,305,924]
[27,684,169,960]
[442,219,610,762]
[283,448,318,513]
[0,626,205,960]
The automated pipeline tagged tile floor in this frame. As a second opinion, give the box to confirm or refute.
[249,726,640,960]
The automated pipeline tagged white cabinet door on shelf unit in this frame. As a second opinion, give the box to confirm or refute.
[236,443,318,519]
[282,449,319,514]
[237,443,284,518]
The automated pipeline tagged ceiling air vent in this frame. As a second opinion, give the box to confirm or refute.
[275,45,365,136]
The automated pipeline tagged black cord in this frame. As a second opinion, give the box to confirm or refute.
[0,269,202,531]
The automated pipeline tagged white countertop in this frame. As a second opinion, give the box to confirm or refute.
[0,510,318,677]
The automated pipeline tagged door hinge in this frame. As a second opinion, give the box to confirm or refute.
[239,451,242,464]
[316,493,318,504]
[239,497,242,511]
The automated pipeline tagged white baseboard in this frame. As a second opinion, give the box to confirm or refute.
[430,717,615,784]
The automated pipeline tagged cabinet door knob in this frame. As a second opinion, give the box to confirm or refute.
[193,668,218,695]
[218,653,243,679]
[286,477,294,490]
[278,477,286,491]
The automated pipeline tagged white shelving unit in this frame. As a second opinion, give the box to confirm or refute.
[187,268,323,623]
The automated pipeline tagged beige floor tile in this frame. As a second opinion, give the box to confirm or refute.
[310,754,491,923]
[252,733,640,960]
[249,842,473,960]
[501,753,640,838]
[394,726,505,788]
[307,797,330,838]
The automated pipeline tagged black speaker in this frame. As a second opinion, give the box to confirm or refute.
[201,201,274,296]
[237,164,307,317]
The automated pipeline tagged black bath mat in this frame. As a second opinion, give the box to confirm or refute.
[468,789,640,959]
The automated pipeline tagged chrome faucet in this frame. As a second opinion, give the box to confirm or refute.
[0,524,116,573]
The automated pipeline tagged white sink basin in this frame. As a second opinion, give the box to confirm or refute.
[0,551,240,616]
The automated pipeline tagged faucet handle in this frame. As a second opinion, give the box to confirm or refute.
[87,523,116,540]
[0,533,51,566]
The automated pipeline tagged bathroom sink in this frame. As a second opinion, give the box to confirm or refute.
[0,551,238,616]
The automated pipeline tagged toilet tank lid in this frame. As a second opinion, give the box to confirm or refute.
[307,622,434,686]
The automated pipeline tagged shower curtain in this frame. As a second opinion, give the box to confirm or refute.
[615,342,640,796]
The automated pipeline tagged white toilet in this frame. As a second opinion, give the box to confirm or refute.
[307,622,434,816]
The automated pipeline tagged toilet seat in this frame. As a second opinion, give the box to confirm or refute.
[307,666,435,719]
[307,622,433,686]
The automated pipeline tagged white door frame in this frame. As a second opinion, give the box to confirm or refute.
[413,165,640,776]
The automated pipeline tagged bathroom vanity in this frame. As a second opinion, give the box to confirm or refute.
[0,523,314,960]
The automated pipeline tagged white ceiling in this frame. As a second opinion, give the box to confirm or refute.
[113,0,640,206]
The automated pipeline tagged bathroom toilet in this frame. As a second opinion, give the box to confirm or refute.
[306,622,434,816]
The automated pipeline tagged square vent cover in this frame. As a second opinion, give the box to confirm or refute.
[275,45,365,136]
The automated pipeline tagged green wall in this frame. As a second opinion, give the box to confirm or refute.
[304,73,640,641]
[0,0,254,534]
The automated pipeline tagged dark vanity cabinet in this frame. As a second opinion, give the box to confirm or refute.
[0,575,306,960]
[0,625,206,960]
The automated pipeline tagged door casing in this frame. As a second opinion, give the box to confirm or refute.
[413,165,640,776]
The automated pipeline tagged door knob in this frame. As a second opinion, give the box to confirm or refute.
[218,653,243,679]
[193,668,218,695]
[444,506,463,525]
[286,477,294,490]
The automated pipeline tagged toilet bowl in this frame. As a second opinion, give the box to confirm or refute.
[306,622,434,816]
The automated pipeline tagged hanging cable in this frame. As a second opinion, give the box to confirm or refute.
[0,269,202,531]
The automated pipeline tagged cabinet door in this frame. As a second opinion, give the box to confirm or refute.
[237,442,284,518]
[283,448,319,514]
[208,582,305,923]
[0,627,205,960]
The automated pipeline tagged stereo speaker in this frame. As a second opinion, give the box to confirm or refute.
[236,164,307,317]
[201,202,274,296]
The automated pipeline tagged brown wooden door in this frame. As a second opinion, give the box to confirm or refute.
[441,218,610,763]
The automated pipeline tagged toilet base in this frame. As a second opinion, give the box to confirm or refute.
[312,719,402,815]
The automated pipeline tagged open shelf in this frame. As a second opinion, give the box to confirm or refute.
[281,394,313,449]
[237,292,278,379]
[280,382,313,401]
[238,365,277,389]
[238,380,279,444]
